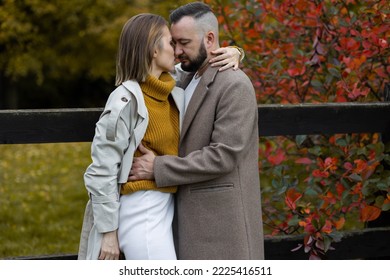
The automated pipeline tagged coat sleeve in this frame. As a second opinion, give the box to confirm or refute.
[84,93,133,233]
[154,71,258,187]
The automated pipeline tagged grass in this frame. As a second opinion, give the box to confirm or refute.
[0,143,91,258]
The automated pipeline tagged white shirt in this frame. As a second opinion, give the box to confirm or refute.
[184,73,201,112]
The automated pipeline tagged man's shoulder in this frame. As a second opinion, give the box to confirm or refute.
[209,68,256,105]
[215,68,251,83]
[212,68,254,92]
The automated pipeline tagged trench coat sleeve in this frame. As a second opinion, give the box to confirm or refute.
[83,94,133,233]
[154,72,257,187]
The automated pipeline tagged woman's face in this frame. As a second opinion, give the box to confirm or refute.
[153,26,176,73]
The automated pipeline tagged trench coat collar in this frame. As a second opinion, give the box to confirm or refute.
[122,80,148,119]
[180,66,219,142]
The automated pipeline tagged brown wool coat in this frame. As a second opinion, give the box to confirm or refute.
[154,66,264,260]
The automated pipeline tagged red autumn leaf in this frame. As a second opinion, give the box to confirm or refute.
[295,157,312,164]
[285,188,303,210]
[339,37,361,51]
[353,159,368,173]
[360,205,381,222]
[351,182,363,195]
[312,169,329,178]
[336,182,345,198]
[322,191,337,204]
[334,217,345,230]
[343,162,353,171]
[361,161,380,180]
[287,67,306,77]
[324,157,338,172]
[267,148,286,165]
[320,219,333,234]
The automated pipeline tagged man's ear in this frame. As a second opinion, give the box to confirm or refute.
[205,31,216,48]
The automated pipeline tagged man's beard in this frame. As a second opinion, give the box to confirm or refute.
[179,43,207,72]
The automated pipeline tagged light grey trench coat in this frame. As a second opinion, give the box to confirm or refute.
[78,80,184,260]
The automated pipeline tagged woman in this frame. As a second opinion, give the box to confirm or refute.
[78,13,241,260]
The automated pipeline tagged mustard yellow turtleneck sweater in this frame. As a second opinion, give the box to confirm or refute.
[121,73,179,195]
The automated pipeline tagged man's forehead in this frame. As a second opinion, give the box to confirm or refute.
[173,15,196,25]
[171,16,196,32]
[171,16,199,41]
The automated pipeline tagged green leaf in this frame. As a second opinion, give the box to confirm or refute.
[335,138,348,147]
[323,236,332,252]
[287,215,300,226]
[272,178,281,189]
[328,68,341,79]
[375,196,385,206]
[310,79,323,87]
[377,182,389,191]
[312,218,319,230]
[295,135,307,147]
[349,173,362,182]
[305,188,319,196]
[308,146,322,156]
[329,231,343,243]
[382,203,390,211]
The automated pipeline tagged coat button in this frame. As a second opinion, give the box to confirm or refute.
[121,97,128,102]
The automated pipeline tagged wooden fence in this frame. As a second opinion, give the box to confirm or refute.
[1,102,390,260]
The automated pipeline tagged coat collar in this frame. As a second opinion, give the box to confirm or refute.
[180,66,219,142]
[122,80,148,119]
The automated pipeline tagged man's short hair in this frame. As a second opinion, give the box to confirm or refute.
[169,2,218,39]
[169,2,212,24]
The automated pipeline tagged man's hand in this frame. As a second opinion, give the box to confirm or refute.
[128,143,156,181]
[99,230,120,260]
[209,47,241,71]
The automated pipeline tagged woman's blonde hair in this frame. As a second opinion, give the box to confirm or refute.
[115,13,167,85]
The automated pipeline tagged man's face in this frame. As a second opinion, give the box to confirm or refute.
[170,16,207,72]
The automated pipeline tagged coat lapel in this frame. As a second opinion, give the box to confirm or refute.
[180,66,219,142]
[122,80,148,145]
[171,86,185,132]
[122,80,148,119]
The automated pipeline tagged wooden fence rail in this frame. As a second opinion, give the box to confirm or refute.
[1,103,390,144]
[1,102,390,259]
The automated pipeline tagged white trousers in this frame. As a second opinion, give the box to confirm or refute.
[118,190,176,260]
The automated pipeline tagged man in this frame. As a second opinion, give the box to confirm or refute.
[129,2,264,260]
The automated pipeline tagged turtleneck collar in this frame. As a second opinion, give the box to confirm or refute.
[140,72,176,101]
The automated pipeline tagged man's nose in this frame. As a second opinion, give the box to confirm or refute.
[174,45,183,57]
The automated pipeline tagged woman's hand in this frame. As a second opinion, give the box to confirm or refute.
[99,230,120,260]
[209,47,243,71]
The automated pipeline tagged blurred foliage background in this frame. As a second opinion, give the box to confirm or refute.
[0,0,192,109]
